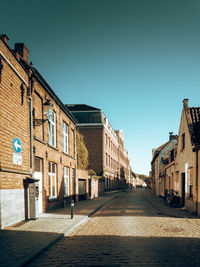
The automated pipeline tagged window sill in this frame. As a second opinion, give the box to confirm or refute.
[48,197,59,202]
[63,151,70,157]
[48,144,59,151]
[34,136,46,145]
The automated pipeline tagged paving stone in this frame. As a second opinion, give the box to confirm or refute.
[28,189,200,267]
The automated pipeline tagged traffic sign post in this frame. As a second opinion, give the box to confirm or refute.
[13,137,22,153]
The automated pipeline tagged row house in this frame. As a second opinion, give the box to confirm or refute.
[66,104,130,192]
[165,99,200,215]
[151,99,200,216]
[151,133,177,197]
[0,35,77,229]
[115,129,130,189]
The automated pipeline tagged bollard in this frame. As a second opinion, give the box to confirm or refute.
[71,200,74,219]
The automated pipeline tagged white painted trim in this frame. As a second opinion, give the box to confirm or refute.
[0,50,28,86]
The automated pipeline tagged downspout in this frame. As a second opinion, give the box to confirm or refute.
[30,97,33,178]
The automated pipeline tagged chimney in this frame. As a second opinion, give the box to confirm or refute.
[0,34,9,43]
[183,98,189,109]
[169,132,177,141]
[14,43,29,63]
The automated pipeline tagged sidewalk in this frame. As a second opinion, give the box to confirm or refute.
[0,191,121,267]
[143,189,196,218]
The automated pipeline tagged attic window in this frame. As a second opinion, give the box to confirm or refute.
[182,133,185,150]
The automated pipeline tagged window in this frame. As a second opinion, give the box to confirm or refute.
[182,133,185,150]
[71,129,75,158]
[105,134,107,145]
[189,168,193,198]
[170,149,174,162]
[189,185,193,198]
[72,168,76,195]
[64,166,69,196]
[48,111,56,147]
[63,122,68,154]
[49,162,57,198]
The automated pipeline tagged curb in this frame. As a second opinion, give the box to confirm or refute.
[23,233,64,267]
[23,192,121,266]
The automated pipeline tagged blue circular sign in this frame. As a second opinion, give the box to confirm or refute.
[13,137,22,153]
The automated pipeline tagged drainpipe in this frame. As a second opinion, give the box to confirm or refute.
[30,97,33,178]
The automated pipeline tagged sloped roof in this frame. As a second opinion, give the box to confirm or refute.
[186,107,200,146]
[66,104,100,112]
[30,67,77,124]
[151,141,169,164]
[155,141,169,152]
[66,104,102,124]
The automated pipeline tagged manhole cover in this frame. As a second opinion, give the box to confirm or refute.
[163,227,183,233]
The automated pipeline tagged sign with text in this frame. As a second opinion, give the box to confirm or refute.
[13,153,22,165]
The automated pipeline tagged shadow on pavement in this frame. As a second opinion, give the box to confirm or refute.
[0,229,63,267]
[27,235,200,267]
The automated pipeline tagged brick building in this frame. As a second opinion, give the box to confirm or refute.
[151,134,177,197]
[166,99,200,215]
[66,104,130,192]
[0,35,30,229]
[0,35,78,228]
[151,99,200,216]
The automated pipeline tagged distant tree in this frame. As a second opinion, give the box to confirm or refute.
[88,169,96,176]
[76,131,89,170]
[137,174,148,181]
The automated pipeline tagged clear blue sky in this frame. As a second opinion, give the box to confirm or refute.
[1,0,200,175]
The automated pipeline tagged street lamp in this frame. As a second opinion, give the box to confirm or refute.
[33,98,53,127]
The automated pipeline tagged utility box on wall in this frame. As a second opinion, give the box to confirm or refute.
[29,182,39,219]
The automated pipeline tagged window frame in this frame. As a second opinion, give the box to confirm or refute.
[64,166,70,196]
[49,162,57,199]
[63,121,69,154]
[48,111,56,147]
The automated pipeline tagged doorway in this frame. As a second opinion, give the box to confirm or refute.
[181,173,185,207]
[34,157,43,214]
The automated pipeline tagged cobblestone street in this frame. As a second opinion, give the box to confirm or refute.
[27,189,200,267]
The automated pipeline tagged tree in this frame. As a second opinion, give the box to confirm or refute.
[137,174,148,181]
[76,131,89,170]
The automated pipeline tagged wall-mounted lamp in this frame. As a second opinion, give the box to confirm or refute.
[33,98,53,127]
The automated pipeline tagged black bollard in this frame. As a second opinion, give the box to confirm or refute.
[71,200,74,219]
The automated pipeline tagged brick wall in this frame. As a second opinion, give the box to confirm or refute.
[0,38,30,189]
[0,37,30,228]
[32,79,77,211]
[78,127,103,176]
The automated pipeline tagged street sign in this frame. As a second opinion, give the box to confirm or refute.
[13,137,22,153]
[13,153,22,165]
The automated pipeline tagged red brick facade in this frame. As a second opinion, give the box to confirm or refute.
[0,35,78,228]
[67,105,130,191]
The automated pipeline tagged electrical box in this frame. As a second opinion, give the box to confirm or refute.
[29,182,39,219]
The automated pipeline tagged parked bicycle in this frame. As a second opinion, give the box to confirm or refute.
[165,190,181,208]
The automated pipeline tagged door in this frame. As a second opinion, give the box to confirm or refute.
[34,157,43,214]
[181,173,185,207]
[89,179,91,198]
[78,179,86,201]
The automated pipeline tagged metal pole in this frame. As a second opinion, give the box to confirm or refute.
[71,200,74,219]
